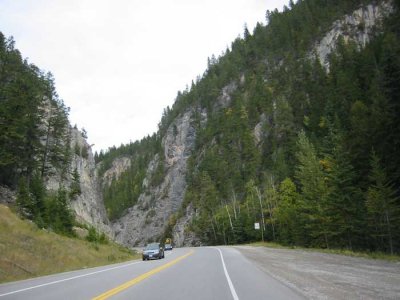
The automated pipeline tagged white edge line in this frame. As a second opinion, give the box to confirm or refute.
[212,247,239,300]
[0,261,141,297]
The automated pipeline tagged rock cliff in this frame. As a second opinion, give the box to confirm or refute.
[69,128,112,235]
[45,126,112,236]
[112,108,197,246]
[314,0,393,69]
[101,157,131,188]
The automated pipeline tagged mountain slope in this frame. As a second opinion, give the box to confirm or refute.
[99,0,400,253]
[0,32,110,237]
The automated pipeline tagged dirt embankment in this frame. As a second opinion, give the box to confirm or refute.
[236,246,400,300]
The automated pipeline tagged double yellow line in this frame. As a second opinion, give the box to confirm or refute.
[92,250,194,300]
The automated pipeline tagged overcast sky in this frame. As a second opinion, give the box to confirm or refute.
[0,0,288,153]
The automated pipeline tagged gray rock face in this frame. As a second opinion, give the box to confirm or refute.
[217,81,237,109]
[173,203,201,247]
[254,113,267,147]
[71,130,113,237]
[45,127,112,236]
[0,185,16,204]
[69,128,112,235]
[314,1,393,70]
[112,109,197,246]
[101,157,131,188]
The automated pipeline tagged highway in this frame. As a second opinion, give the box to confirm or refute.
[0,247,302,300]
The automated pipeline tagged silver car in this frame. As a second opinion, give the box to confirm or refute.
[142,243,165,260]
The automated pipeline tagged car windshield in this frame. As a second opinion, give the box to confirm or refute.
[145,244,159,250]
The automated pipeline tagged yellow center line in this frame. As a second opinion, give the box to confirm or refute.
[92,249,194,300]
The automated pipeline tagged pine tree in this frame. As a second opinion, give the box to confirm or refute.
[366,151,400,254]
[295,130,330,248]
[70,167,81,199]
[16,177,32,218]
[324,131,364,250]
[44,188,74,235]
[276,177,301,245]
[29,173,46,227]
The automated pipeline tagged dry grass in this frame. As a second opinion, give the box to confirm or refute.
[0,204,139,283]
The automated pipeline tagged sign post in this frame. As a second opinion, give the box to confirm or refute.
[254,222,264,242]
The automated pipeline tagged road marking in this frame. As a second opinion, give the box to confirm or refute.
[92,249,194,300]
[213,247,239,300]
[0,261,141,297]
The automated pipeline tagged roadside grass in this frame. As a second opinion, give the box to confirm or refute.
[0,204,139,283]
[247,241,400,262]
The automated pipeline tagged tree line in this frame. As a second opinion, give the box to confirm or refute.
[0,33,76,235]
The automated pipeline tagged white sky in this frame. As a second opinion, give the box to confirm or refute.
[0,0,288,153]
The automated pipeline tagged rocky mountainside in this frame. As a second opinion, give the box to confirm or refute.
[62,127,111,235]
[314,1,393,69]
[97,0,399,250]
[111,109,198,246]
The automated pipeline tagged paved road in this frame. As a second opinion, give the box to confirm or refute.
[0,247,302,300]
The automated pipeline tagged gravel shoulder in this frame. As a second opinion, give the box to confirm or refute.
[235,245,400,300]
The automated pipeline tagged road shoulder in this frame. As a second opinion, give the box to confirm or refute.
[235,245,400,299]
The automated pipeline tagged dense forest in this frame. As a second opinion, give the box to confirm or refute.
[98,0,400,254]
[0,33,76,234]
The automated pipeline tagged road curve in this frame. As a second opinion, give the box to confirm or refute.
[0,247,302,300]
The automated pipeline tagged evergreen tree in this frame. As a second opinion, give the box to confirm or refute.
[70,167,81,199]
[44,188,74,235]
[324,130,364,250]
[366,151,400,254]
[16,177,32,218]
[275,177,301,245]
[0,34,70,187]
[295,131,330,248]
[29,173,46,227]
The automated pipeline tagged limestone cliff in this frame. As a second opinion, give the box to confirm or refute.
[111,109,198,246]
[44,126,111,235]
[68,128,111,235]
[102,157,131,188]
[314,0,393,69]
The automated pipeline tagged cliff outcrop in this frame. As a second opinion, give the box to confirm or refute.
[68,128,112,235]
[44,127,112,235]
[314,1,393,69]
[112,109,197,246]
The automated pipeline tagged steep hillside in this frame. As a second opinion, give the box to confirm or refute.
[0,204,136,283]
[63,127,111,235]
[98,0,400,254]
[111,109,197,246]
[0,32,110,236]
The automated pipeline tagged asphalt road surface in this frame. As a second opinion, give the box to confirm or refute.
[0,247,302,300]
